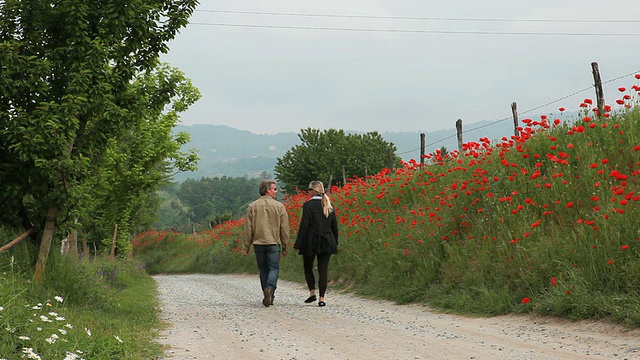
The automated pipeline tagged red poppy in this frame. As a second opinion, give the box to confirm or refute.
[607,259,613,265]
[551,277,557,287]
[621,245,629,250]
[521,297,531,304]
[559,107,565,112]
[618,87,626,92]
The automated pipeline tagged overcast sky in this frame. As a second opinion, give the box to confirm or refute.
[161,1,640,137]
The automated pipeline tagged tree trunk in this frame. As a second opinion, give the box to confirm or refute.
[34,204,58,282]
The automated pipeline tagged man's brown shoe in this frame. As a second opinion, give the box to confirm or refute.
[263,287,273,307]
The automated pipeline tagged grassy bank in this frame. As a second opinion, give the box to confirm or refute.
[135,94,640,326]
[0,241,163,359]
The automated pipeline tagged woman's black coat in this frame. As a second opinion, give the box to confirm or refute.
[294,198,339,255]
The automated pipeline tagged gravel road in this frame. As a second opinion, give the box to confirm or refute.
[154,274,640,360]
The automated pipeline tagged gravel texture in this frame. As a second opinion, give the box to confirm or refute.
[154,274,640,360]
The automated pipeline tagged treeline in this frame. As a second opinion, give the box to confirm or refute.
[155,175,268,231]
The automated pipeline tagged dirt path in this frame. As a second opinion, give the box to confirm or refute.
[154,274,640,360]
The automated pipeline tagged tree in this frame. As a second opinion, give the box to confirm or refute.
[81,65,200,254]
[175,176,261,224]
[0,0,198,280]
[274,128,400,194]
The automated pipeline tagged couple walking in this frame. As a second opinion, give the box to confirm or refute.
[242,180,339,307]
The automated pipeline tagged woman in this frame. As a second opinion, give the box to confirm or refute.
[294,180,339,307]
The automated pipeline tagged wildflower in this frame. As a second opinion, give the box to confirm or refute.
[55,296,64,303]
[64,352,86,360]
[621,245,630,250]
[19,335,31,340]
[22,348,41,360]
[40,315,52,323]
[551,277,557,287]
[46,333,60,344]
[114,334,124,343]
[0,306,3,311]
[85,327,92,337]
[521,297,531,304]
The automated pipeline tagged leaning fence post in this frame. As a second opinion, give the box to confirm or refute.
[110,224,118,261]
[455,119,463,152]
[511,102,519,136]
[420,133,425,166]
[591,62,605,118]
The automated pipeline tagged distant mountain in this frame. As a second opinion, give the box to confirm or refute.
[170,119,527,183]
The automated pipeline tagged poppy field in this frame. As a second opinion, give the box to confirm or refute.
[134,79,640,325]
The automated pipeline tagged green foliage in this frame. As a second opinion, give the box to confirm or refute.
[81,64,201,255]
[176,176,261,224]
[274,128,399,193]
[0,0,199,272]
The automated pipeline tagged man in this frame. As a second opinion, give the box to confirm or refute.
[243,179,289,307]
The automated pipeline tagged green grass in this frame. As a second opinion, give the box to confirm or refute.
[0,242,164,360]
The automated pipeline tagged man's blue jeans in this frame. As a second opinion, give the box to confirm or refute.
[253,244,281,292]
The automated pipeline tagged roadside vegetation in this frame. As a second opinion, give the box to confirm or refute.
[0,237,162,359]
[135,88,640,327]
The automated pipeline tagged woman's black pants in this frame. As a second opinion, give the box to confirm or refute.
[302,253,332,297]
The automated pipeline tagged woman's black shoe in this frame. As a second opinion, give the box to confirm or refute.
[304,295,317,303]
[318,301,326,307]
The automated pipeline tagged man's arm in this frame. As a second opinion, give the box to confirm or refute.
[242,207,253,256]
[279,205,290,256]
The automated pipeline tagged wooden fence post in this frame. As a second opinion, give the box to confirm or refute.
[420,133,425,166]
[0,227,34,253]
[82,231,89,260]
[591,62,605,118]
[455,119,463,152]
[387,148,393,170]
[110,224,118,261]
[511,102,519,136]
[68,228,78,259]
[342,165,346,186]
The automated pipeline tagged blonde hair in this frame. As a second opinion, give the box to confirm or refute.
[308,180,333,217]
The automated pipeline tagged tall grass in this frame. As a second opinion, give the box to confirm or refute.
[134,89,640,325]
[0,239,163,359]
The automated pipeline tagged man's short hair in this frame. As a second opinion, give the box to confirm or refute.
[259,179,276,196]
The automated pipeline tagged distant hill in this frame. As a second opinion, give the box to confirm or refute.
[170,119,529,183]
